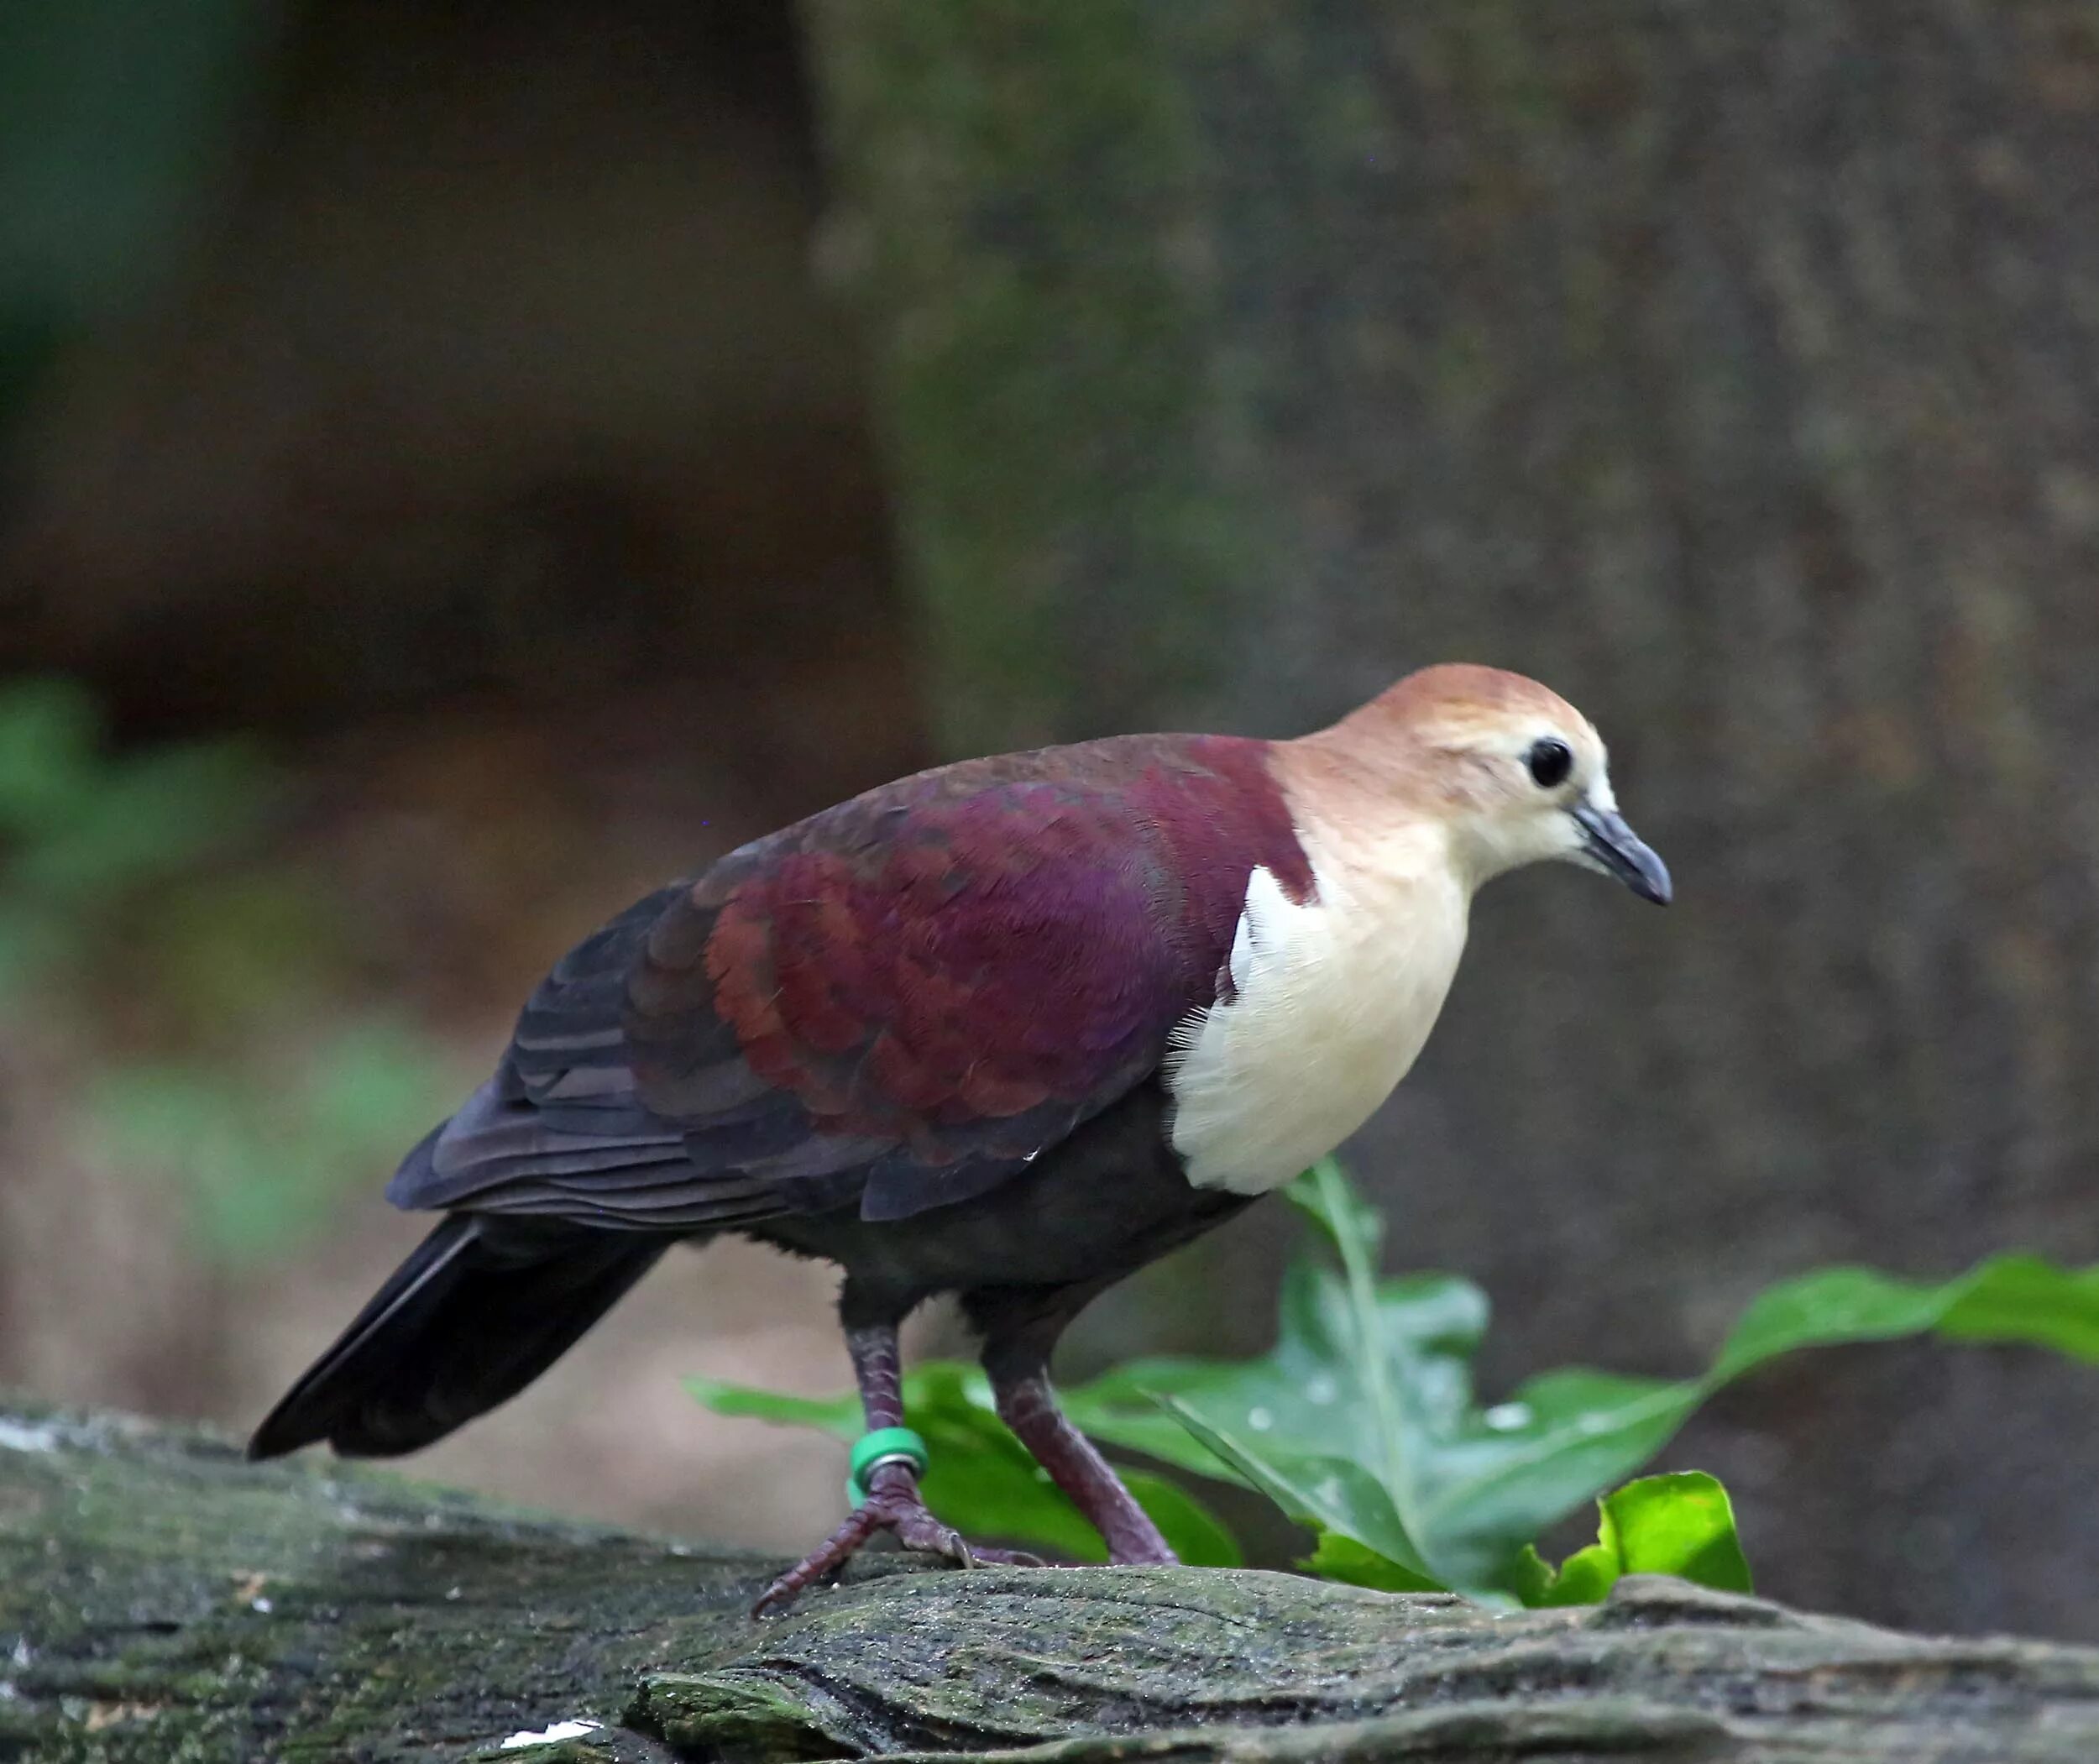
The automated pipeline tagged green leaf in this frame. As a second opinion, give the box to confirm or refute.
[1939,1255,2099,1358]
[1714,1257,2099,1379]
[1520,1472,1753,1607]
[681,1379,861,1439]
[686,1362,1239,1568]
[1063,1164,2096,1604]
[1298,1531,1442,1594]
[1112,1469,1241,1570]
[1608,1472,1753,1592]
[1159,1395,1426,1579]
[1280,1154,1385,1259]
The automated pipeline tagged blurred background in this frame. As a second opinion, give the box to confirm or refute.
[3,0,2096,1641]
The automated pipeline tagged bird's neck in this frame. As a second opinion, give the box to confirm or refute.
[1272,725,1526,901]
[1165,779,1473,1196]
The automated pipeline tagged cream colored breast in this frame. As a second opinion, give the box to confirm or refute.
[1165,834,1468,1195]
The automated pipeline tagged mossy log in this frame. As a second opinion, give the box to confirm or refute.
[5,1399,2098,1761]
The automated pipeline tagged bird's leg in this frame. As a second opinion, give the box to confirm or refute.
[752,1318,1036,1615]
[987,1356,1176,1566]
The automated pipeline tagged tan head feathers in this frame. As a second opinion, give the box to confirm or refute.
[1348,663,1596,751]
[1278,663,1667,904]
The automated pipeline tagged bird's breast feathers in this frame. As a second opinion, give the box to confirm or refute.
[1165,822,1469,1194]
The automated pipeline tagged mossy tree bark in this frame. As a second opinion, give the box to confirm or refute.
[800,0,2099,1640]
[8,1398,2099,1762]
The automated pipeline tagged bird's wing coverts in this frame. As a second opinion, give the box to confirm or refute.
[386,741,1273,1227]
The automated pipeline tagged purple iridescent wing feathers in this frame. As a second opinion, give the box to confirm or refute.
[385,736,1308,1227]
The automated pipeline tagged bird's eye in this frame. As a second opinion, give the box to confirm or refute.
[1526,738,1573,789]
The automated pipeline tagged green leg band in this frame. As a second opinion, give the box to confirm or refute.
[847,1426,930,1507]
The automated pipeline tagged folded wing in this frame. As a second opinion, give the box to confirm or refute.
[386,746,1227,1228]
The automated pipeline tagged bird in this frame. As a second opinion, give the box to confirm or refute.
[248,662,1669,1611]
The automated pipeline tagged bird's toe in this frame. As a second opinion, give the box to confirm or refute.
[885,1510,1044,1568]
[954,1542,1049,1568]
[751,1505,887,1615]
[751,1487,1051,1614]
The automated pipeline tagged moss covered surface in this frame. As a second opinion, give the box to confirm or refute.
[6,1397,2099,1761]
[0,1397,765,1761]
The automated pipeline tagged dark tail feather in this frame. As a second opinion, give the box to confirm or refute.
[247,1217,670,1459]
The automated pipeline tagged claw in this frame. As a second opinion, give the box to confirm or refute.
[750,1464,1046,1615]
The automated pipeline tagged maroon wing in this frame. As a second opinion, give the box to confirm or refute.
[386,735,1308,1227]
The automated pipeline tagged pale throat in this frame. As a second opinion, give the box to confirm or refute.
[1165,817,1471,1195]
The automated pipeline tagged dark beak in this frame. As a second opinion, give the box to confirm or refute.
[1572,802,1672,905]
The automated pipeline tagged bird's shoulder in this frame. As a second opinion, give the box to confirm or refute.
[628,728,1309,1103]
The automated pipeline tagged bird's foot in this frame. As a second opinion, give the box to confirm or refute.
[751,1465,1041,1615]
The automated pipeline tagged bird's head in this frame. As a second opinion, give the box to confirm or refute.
[1291,663,1672,904]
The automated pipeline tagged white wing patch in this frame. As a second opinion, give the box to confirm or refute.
[1167,841,1468,1194]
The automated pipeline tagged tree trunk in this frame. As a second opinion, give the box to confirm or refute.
[6,1397,2099,1762]
[799,0,2099,1640]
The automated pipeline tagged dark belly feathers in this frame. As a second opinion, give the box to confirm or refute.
[750,1082,1252,1312]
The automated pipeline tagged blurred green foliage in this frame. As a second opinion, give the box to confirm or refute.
[1,0,273,415]
[0,677,460,1265]
[81,1019,458,1269]
[694,1159,2099,1608]
[0,678,268,996]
